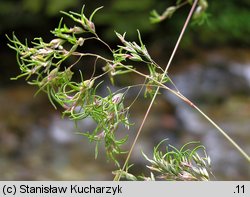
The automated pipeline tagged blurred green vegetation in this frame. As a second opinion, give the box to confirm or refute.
[1,0,250,47]
[190,0,250,47]
[0,0,78,32]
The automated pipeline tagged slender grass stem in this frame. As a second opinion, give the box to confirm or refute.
[192,104,250,162]
[9,1,249,181]
[114,0,199,181]
[118,61,250,163]
[161,85,250,162]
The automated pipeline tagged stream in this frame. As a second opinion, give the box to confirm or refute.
[0,48,249,180]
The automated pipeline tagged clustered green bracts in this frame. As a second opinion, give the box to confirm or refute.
[7,6,132,165]
[7,5,171,166]
[7,3,230,181]
[114,140,212,181]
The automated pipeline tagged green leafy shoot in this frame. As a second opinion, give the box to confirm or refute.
[6,5,133,166]
[114,140,212,181]
[6,5,184,166]
[150,0,209,25]
[140,140,213,181]
[112,164,138,181]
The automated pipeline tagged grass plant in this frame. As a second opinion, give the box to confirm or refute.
[7,0,249,180]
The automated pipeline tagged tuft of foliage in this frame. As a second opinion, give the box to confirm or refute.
[150,0,209,25]
[7,6,132,165]
[113,140,213,181]
[141,140,212,181]
[6,5,171,166]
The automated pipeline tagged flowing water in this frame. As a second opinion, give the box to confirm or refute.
[0,48,249,180]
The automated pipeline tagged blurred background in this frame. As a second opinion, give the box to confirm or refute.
[0,0,249,180]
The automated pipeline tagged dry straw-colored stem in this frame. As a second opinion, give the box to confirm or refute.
[114,0,200,181]
[114,0,250,181]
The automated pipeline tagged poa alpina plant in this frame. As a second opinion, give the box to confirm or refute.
[7,0,249,180]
